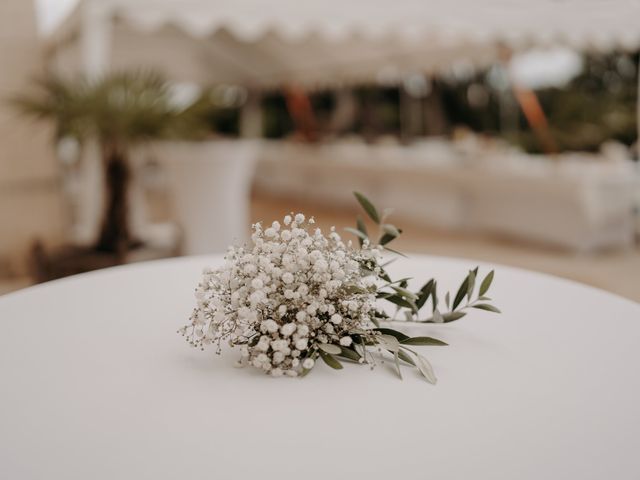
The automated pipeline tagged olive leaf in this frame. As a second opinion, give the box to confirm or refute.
[318,343,342,355]
[397,348,416,366]
[415,353,437,384]
[377,334,400,352]
[416,279,434,309]
[393,350,403,380]
[337,346,362,362]
[479,270,495,296]
[442,311,467,322]
[356,215,368,237]
[467,268,478,301]
[374,327,410,342]
[353,191,380,224]
[452,274,470,310]
[472,304,502,313]
[319,351,343,370]
[344,227,369,242]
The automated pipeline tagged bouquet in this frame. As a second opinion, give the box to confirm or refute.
[179,193,500,383]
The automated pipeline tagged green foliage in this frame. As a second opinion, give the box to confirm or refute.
[337,191,502,383]
[12,70,206,145]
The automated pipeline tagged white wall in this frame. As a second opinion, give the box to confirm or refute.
[0,0,65,276]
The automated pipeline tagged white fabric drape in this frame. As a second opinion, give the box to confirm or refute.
[48,0,640,87]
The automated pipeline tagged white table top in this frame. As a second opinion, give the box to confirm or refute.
[1,255,639,479]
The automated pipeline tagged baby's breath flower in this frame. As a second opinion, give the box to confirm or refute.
[181,192,501,384]
[339,336,353,347]
[181,212,381,377]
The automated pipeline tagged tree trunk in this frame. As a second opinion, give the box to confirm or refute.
[96,143,131,258]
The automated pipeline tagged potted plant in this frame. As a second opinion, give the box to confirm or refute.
[13,70,203,258]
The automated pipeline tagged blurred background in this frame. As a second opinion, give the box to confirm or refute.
[1,0,639,300]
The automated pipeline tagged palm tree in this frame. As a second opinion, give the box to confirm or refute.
[13,70,204,255]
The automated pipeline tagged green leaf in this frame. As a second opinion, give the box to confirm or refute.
[393,350,403,380]
[319,351,343,370]
[479,270,495,296]
[442,311,467,322]
[452,275,470,310]
[415,353,437,384]
[374,327,410,342]
[401,336,448,346]
[415,279,434,309]
[378,269,392,282]
[397,349,416,366]
[384,294,417,312]
[337,346,361,362]
[433,308,444,323]
[382,224,400,237]
[391,286,418,300]
[342,284,367,295]
[356,215,368,237]
[377,334,400,352]
[431,281,438,312]
[344,227,368,242]
[354,191,380,224]
[472,303,502,313]
[445,291,450,310]
[318,343,342,355]
[379,233,396,246]
[467,269,477,301]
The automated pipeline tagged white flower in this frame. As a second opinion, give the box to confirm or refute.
[256,336,270,352]
[281,272,294,284]
[280,230,292,242]
[181,210,380,378]
[280,323,296,337]
[261,319,279,334]
[302,358,315,369]
[339,336,353,347]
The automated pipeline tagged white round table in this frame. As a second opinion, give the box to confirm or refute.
[1,255,639,479]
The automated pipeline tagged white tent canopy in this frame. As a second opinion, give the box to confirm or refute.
[48,0,640,87]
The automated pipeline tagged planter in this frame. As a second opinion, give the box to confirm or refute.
[157,140,259,255]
